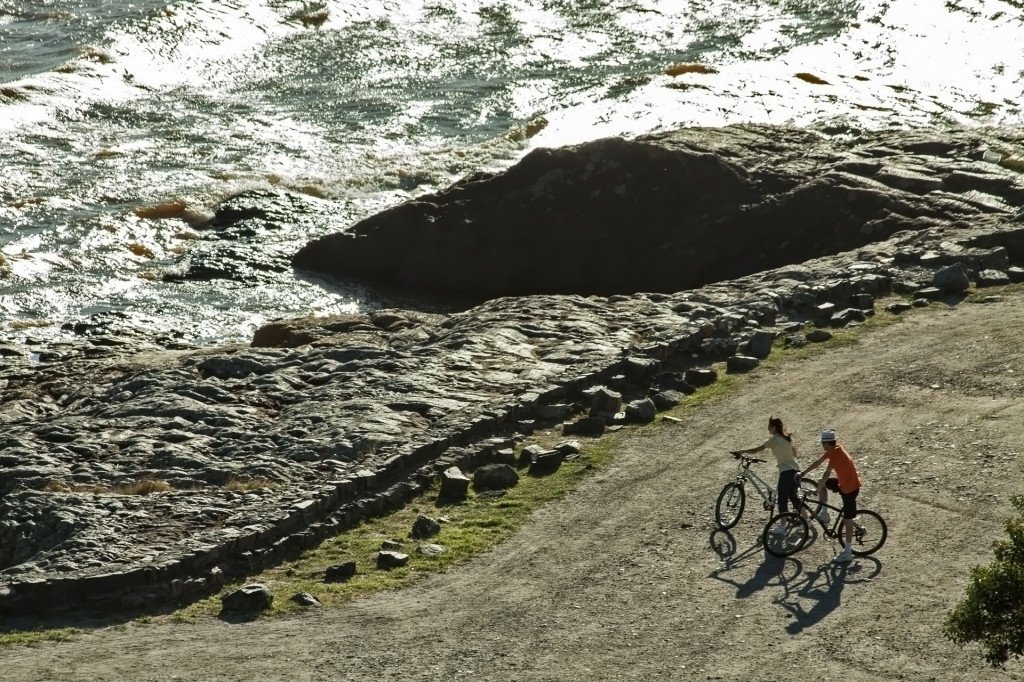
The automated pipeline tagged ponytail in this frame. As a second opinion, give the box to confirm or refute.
[768,416,793,442]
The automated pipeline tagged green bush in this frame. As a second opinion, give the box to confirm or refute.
[945,495,1024,665]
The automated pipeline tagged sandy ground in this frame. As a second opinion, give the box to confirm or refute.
[5,296,1024,681]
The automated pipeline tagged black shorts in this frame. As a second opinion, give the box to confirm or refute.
[825,478,860,519]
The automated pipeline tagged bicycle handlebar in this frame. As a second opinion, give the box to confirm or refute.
[731,451,767,464]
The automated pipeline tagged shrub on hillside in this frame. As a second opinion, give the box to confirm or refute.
[945,495,1024,665]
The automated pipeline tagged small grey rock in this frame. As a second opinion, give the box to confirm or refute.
[625,398,657,423]
[324,561,357,582]
[439,466,470,502]
[562,415,605,437]
[472,463,519,491]
[291,592,321,607]
[726,355,759,373]
[417,543,445,557]
[916,287,944,300]
[411,514,441,539]
[651,390,683,410]
[977,269,1010,287]
[376,551,410,570]
[831,308,866,327]
[221,583,273,612]
[806,329,832,343]
[683,367,717,387]
[933,264,970,292]
[528,449,564,476]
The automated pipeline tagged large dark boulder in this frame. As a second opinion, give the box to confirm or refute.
[292,125,1023,298]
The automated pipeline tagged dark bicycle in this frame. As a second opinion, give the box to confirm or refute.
[761,480,888,558]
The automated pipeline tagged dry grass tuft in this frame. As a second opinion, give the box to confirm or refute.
[43,479,174,495]
[1000,156,1024,173]
[795,72,830,85]
[128,243,156,259]
[224,478,277,492]
[134,200,186,220]
[665,63,717,77]
[113,479,172,495]
[9,319,50,330]
[42,479,71,493]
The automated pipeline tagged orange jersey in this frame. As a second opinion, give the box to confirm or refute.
[825,444,861,493]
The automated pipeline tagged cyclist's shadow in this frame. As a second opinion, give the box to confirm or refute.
[708,529,801,598]
[775,556,883,634]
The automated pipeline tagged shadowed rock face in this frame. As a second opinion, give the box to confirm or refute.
[292,124,1024,297]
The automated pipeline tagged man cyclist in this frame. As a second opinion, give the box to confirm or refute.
[800,429,862,563]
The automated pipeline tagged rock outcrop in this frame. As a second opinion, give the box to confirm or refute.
[293,124,1024,297]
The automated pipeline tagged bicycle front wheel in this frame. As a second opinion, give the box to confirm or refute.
[763,512,810,557]
[797,477,823,518]
[715,482,745,530]
[850,509,887,556]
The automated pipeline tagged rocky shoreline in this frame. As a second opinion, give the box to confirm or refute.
[1,124,1023,615]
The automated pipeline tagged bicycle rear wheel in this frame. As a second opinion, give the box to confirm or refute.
[715,482,745,530]
[763,512,810,557]
[849,509,887,556]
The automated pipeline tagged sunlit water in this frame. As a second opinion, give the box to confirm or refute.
[1,0,1022,345]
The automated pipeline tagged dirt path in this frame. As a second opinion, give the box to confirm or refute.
[6,298,1024,681]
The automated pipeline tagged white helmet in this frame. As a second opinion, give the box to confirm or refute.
[820,429,837,443]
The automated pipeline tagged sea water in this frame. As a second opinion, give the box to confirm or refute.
[1,0,1022,344]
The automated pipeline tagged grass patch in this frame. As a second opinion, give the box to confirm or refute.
[169,437,621,621]
[760,306,905,368]
[160,299,920,624]
[965,282,1024,304]
[0,628,79,647]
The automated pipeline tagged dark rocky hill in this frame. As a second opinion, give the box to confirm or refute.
[292,124,1024,297]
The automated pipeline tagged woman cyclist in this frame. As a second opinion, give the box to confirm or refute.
[732,416,801,536]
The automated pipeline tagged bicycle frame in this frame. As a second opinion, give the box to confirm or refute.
[799,497,849,538]
[796,487,875,540]
[735,461,776,511]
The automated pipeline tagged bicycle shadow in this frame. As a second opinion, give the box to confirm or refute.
[708,529,802,598]
[774,555,883,634]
